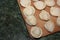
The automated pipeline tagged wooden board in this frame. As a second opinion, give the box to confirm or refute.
[17,0,60,38]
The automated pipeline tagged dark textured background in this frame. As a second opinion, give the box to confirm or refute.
[0,0,60,40]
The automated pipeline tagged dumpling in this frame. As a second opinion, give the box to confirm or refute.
[57,0,60,6]
[23,6,35,17]
[39,10,50,20]
[45,0,55,6]
[50,7,60,16]
[32,0,39,2]
[30,26,42,38]
[56,17,60,26]
[25,15,36,25]
[44,21,55,32]
[20,0,31,7]
[34,1,46,10]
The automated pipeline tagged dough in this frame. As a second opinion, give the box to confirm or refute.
[57,17,60,26]
[25,15,36,25]
[32,0,39,2]
[39,10,50,20]
[30,26,42,38]
[57,0,60,6]
[34,1,46,10]
[50,7,60,16]
[23,6,35,17]
[20,0,31,7]
[44,21,55,32]
[45,0,55,6]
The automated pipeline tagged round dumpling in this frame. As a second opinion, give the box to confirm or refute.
[57,17,60,26]
[57,0,60,6]
[50,7,60,16]
[32,0,39,2]
[23,6,35,17]
[25,15,36,25]
[20,0,31,7]
[44,21,55,32]
[39,10,50,20]
[30,26,42,38]
[45,0,55,6]
[34,1,46,10]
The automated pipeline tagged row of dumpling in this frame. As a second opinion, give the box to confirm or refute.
[20,0,60,7]
[20,0,60,38]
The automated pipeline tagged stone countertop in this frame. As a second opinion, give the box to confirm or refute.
[0,0,60,40]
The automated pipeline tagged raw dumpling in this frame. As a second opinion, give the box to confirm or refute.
[57,0,60,6]
[50,7,60,16]
[20,0,31,7]
[45,0,55,6]
[25,15,36,25]
[44,21,55,32]
[57,17,60,26]
[30,26,42,38]
[34,1,46,10]
[32,0,39,2]
[23,6,35,17]
[39,10,50,20]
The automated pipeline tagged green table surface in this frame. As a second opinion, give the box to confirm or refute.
[0,0,60,40]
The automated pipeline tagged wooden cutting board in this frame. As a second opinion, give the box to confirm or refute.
[17,0,60,38]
